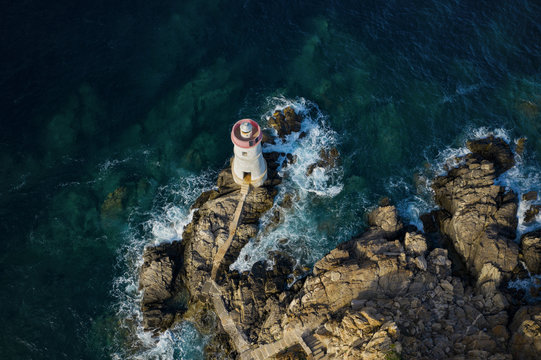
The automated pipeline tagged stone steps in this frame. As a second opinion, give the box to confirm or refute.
[302,333,328,360]
[240,183,250,195]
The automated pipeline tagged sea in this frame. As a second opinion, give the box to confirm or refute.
[1,0,540,358]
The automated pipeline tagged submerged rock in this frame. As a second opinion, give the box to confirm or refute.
[101,186,128,216]
[509,306,541,360]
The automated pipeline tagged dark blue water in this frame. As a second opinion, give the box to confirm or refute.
[1,0,541,358]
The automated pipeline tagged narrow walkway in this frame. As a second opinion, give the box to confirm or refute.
[211,183,250,280]
[204,181,330,359]
[203,280,251,353]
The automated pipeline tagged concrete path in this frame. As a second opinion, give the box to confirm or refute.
[211,183,250,280]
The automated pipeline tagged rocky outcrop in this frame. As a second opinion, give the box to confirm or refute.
[139,132,541,360]
[139,241,184,332]
[281,206,511,359]
[466,136,515,175]
[432,137,519,294]
[524,205,541,224]
[509,306,541,360]
[268,107,302,138]
[306,147,340,176]
[521,230,541,274]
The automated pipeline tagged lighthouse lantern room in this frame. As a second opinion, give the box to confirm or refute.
[231,119,267,187]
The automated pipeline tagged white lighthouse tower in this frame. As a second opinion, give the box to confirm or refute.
[231,119,267,187]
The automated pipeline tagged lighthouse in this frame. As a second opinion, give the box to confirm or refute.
[231,119,267,187]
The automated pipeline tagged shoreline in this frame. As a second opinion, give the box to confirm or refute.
[139,108,541,359]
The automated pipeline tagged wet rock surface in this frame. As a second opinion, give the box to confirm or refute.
[139,133,541,359]
[268,106,302,138]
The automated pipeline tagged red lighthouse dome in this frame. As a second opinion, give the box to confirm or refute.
[231,119,263,149]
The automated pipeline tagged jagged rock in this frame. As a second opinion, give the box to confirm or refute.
[404,232,428,256]
[466,136,515,175]
[521,230,541,274]
[432,140,519,287]
[268,106,302,138]
[367,205,404,239]
[524,205,541,224]
[139,241,184,331]
[522,191,538,201]
[306,147,340,176]
[138,134,532,360]
[282,206,510,359]
[509,306,541,360]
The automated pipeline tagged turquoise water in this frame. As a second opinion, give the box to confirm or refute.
[1,0,541,358]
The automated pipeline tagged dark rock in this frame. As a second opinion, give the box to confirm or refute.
[523,191,538,201]
[268,107,302,138]
[466,135,515,175]
[283,106,302,133]
[261,129,275,145]
[420,211,439,233]
[306,147,340,176]
[521,230,541,274]
[524,205,541,224]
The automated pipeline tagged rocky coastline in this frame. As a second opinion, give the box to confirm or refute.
[139,108,541,359]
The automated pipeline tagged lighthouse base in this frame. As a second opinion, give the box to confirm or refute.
[231,158,267,187]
